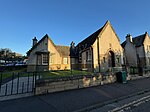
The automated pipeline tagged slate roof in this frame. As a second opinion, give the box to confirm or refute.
[121,41,126,48]
[76,27,103,51]
[75,20,119,51]
[121,33,146,48]
[56,45,70,56]
[132,34,146,46]
[70,20,119,57]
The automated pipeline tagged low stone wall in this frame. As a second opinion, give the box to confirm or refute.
[35,73,116,95]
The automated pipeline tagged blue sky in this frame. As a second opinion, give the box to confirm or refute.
[0,0,150,55]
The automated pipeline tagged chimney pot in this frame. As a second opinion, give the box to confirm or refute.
[32,37,38,46]
[126,34,132,43]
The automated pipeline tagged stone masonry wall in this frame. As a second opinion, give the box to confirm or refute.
[35,73,116,95]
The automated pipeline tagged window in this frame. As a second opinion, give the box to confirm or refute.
[50,56,53,64]
[103,57,106,63]
[71,58,75,64]
[117,58,120,63]
[86,51,88,61]
[85,44,87,48]
[79,53,82,61]
[63,58,68,64]
[37,54,42,65]
[149,58,150,65]
[147,45,150,51]
[89,51,92,60]
[42,54,48,65]
[109,43,112,48]
[82,45,84,49]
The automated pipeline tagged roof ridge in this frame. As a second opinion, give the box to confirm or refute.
[76,20,118,50]
[56,45,69,47]
[27,34,49,55]
[76,24,104,48]
[133,33,146,39]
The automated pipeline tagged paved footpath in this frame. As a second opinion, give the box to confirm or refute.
[1,77,150,112]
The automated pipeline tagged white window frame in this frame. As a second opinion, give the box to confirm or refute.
[63,57,68,64]
[42,54,48,65]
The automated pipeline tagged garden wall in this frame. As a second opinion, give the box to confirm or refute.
[35,73,116,95]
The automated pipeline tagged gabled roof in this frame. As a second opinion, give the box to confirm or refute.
[27,34,49,55]
[121,33,147,48]
[132,33,146,47]
[27,34,70,57]
[76,27,103,50]
[121,41,126,48]
[76,20,119,51]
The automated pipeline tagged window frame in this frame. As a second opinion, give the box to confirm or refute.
[63,57,68,64]
[42,54,48,65]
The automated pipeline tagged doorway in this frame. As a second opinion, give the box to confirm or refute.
[108,51,115,67]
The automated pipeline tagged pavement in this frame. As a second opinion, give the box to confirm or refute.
[1,77,150,112]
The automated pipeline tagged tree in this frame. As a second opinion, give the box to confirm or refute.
[0,48,12,64]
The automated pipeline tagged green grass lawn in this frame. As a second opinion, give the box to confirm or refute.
[37,70,93,79]
[0,73,13,80]
[0,68,27,80]
[0,69,93,81]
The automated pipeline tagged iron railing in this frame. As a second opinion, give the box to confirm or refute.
[0,72,38,97]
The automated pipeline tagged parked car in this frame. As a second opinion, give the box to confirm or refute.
[6,63,15,66]
[15,62,25,66]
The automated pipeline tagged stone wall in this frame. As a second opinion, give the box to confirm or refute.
[35,73,116,95]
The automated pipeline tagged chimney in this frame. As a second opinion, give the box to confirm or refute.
[70,41,75,49]
[145,31,148,35]
[32,37,38,46]
[126,34,132,43]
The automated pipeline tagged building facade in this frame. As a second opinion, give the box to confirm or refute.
[70,21,124,72]
[27,34,70,72]
[122,32,150,67]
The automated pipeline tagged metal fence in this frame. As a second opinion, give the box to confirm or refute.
[0,72,37,97]
[127,66,150,75]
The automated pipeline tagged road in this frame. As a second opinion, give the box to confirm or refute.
[131,99,150,112]
[91,90,150,112]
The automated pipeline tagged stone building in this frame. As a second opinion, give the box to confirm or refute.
[27,34,70,72]
[122,32,150,67]
[70,21,124,72]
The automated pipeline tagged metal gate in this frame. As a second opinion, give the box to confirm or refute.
[0,72,37,97]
